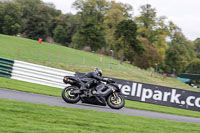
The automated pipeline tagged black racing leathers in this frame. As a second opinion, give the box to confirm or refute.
[80,71,106,89]
[81,71,104,81]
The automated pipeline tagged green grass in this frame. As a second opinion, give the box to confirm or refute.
[0,34,198,92]
[1,77,200,118]
[0,98,199,133]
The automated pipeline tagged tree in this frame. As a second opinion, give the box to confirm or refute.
[193,38,200,58]
[16,0,42,18]
[72,22,106,50]
[136,4,169,60]
[37,3,61,37]
[136,4,157,43]
[24,15,48,40]
[186,59,200,74]
[168,21,182,41]
[71,0,107,51]
[15,0,42,34]
[0,2,4,33]
[53,25,66,45]
[104,1,132,57]
[53,14,79,46]
[164,21,195,74]
[115,19,143,64]
[134,44,162,69]
[165,32,195,74]
[16,0,61,40]
[1,1,22,35]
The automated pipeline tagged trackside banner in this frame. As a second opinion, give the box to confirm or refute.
[112,78,200,112]
[76,72,200,111]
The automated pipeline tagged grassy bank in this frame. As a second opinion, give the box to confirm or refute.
[0,34,198,92]
[0,98,199,133]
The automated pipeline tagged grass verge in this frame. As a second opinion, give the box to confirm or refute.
[0,98,200,133]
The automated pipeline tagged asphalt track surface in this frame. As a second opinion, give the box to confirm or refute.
[0,88,200,124]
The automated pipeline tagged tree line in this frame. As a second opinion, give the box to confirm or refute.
[0,0,200,75]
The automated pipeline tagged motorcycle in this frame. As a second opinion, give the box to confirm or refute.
[62,75,125,109]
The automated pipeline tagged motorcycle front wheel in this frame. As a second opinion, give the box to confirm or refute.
[62,86,80,103]
[107,93,125,109]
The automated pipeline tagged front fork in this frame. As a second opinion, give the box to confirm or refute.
[112,89,119,101]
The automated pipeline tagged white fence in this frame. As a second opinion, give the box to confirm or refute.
[11,60,75,88]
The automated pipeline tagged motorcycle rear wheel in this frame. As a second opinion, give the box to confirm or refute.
[62,86,80,103]
[107,94,125,109]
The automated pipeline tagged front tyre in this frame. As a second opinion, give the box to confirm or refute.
[107,94,125,109]
[62,86,80,103]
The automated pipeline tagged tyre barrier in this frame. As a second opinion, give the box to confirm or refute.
[0,57,74,88]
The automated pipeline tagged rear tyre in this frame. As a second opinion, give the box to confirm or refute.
[107,94,125,109]
[62,86,80,103]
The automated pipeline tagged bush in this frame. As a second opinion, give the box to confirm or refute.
[186,59,200,74]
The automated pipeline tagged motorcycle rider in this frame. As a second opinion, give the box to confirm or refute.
[80,68,108,97]
[80,68,106,90]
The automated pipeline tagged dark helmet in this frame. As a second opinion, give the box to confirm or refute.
[94,68,102,77]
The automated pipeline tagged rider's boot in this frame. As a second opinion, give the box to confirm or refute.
[80,88,92,97]
[80,83,90,91]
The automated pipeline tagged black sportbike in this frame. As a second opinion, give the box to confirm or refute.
[62,75,125,109]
